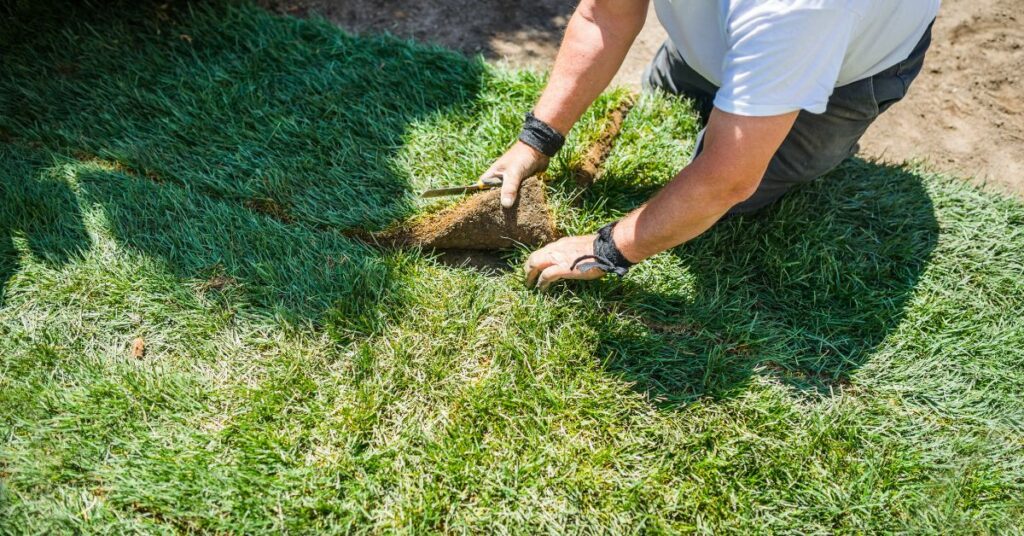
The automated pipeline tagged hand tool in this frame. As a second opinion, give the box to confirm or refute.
[419,176,502,198]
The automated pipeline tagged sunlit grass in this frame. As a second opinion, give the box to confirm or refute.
[1,2,1022,533]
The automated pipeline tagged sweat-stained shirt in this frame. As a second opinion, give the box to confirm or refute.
[652,0,941,116]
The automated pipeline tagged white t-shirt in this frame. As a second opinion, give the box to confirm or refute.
[652,0,940,116]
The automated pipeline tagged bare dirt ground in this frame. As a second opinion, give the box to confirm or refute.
[859,0,1023,194]
[261,0,1023,194]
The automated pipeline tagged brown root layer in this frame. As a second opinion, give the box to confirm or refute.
[573,96,635,188]
[350,98,635,256]
[375,176,559,250]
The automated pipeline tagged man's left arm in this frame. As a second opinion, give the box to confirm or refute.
[525,107,798,290]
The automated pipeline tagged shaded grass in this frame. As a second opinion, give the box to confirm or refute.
[0,1,627,231]
[1,2,1023,534]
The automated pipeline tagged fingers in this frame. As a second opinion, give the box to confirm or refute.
[536,264,572,292]
[479,163,521,209]
[478,165,501,184]
[523,250,553,289]
[488,141,549,209]
[535,263,607,291]
[525,251,603,291]
[500,171,522,209]
[525,235,606,291]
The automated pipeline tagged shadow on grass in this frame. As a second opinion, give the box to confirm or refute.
[0,149,93,305]
[0,1,491,325]
[1,1,487,230]
[595,158,938,405]
[1,2,938,398]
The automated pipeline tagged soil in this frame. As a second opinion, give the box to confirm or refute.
[378,176,558,250]
[858,0,1024,194]
[374,96,634,254]
[574,96,635,188]
[245,198,295,224]
[261,0,1023,195]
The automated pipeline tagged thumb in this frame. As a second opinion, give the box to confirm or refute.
[499,171,523,209]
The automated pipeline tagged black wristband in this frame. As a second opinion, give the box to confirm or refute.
[570,222,635,277]
[518,111,565,157]
[594,222,635,271]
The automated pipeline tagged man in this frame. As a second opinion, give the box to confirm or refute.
[482,0,939,290]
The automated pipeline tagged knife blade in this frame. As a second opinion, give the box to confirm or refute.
[420,176,502,198]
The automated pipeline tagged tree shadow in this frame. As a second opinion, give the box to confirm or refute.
[0,1,491,326]
[0,147,93,305]
[594,158,939,406]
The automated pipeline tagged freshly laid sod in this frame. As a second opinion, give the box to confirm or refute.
[1,2,1022,534]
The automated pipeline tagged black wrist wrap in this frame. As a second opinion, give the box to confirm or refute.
[570,222,635,278]
[518,111,565,157]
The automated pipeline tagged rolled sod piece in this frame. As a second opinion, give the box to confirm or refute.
[375,176,558,250]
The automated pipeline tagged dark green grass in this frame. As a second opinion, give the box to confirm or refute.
[0,1,628,231]
[2,2,1023,534]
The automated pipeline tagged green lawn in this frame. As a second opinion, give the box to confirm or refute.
[1,2,1022,533]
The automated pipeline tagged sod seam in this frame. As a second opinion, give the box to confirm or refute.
[1,2,1023,532]
[572,94,637,189]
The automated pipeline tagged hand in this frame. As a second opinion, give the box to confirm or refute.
[524,234,607,291]
[480,141,550,208]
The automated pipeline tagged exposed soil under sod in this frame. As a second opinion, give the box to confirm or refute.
[367,97,635,261]
[378,176,558,250]
[574,98,633,188]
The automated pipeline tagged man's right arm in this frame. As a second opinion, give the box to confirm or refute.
[480,0,649,207]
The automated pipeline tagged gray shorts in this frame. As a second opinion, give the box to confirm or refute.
[642,23,933,214]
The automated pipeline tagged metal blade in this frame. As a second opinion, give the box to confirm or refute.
[419,177,502,198]
[419,185,480,198]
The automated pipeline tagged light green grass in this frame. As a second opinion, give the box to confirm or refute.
[1,2,1022,534]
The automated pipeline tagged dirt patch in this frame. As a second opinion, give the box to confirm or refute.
[244,198,294,224]
[257,0,572,71]
[377,176,558,250]
[202,273,236,292]
[263,0,1023,195]
[256,0,664,88]
[574,96,635,188]
[130,336,146,359]
[858,0,1024,194]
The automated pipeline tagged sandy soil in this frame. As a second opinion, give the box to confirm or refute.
[261,0,1023,194]
[858,0,1023,194]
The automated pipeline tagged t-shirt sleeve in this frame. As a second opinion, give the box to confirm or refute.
[714,7,858,116]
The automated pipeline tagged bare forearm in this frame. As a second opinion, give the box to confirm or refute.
[612,158,747,262]
[521,107,798,291]
[612,109,800,262]
[532,0,647,134]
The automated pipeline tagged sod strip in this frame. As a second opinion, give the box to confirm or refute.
[354,96,639,255]
[572,94,637,189]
